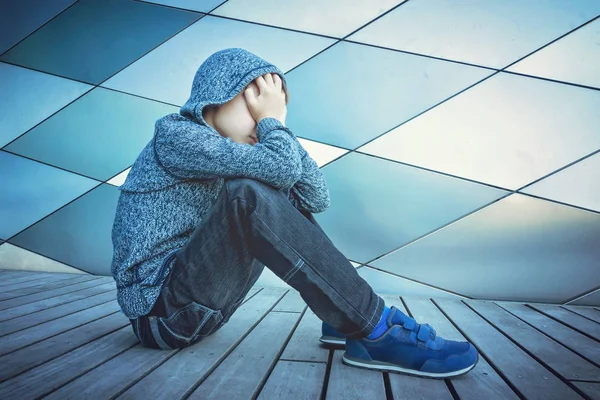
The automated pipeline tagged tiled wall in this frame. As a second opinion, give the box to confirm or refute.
[1,0,599,305]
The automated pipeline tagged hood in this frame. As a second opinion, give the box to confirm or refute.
[180,48,288,125]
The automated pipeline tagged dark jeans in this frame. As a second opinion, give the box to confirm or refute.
[130,178,384,349]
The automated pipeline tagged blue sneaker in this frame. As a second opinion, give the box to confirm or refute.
[343,306,479,379]
[319,322,345,346]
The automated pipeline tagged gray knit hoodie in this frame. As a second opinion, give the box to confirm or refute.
[111,48,330,320]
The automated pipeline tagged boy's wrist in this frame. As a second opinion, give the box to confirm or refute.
[256,117,288,140]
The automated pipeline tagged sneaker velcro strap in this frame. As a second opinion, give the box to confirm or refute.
[417,323,436,342]
[402,316,416,330]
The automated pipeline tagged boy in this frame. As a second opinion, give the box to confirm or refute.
[111,48,479,379]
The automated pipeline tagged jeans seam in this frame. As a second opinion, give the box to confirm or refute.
[228,180,377,334]
[159,306,216,342]
[149,316,173,350]
[282,258,304,282]
[346,295,381,337]
[252,212,373,327]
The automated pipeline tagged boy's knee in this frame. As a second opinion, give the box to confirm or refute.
[226,177,278,199]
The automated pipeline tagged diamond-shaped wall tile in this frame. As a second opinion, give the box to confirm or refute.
[357,266,465,299]
[0,151,98,240]
[0,243,88,274]
[140,0,224,12]
[285,41,492,149]
[9,184,120,276]
[370,194,600,304]
[0,63,91,147]
[212,0,405,38]
[0,0,201,84]
[107,168,132,187]
[297,138,348,167]
[348,0,600,68]
[5,88,178,181]
[102,15,335,106]
[521,152,600,212]
[567,289,600,307]
[314,152,508,263]
[359,72,600,190]
[0,0,76,54]
[2,0,598,307]
[508,19,600,89]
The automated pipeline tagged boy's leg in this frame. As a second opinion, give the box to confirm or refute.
[160,177,384,347]
[140,251,265,350]
[136,177,478,379]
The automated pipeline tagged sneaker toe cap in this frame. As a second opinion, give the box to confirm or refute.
[421,342,479,374]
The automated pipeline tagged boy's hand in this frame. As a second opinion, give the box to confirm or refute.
[244,73,287,126]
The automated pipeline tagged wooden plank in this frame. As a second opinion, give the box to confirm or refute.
[0,274,100,301]
[400,296,512,400]
[572,382,600,400]
[390,374,453,400]
[0,273,53,288]
[0,310,128,382]
[257,360,326,400]
[378,295,456,399]
[0,290,116,337]
[496,301,600,367]
[0,326,136,399]
[280,310,329,363]
[43,341,176,400]
[466,299,600,382]
[272,289,306,312]
[44,342,176,400]
[243,287,262,303]
[0,277,114,310]
[0,282,116,322]
[187,311,301,399]
[529,303,600,341]
[0,271,86,284]
[0,300,121,356]
[119,287,287,400]
[0,274,64,291]
[433,298,583,400]
[0,273,88,293]
[562,305,600,324]
[325,350,386,400]
[44,288,278,400]
[0,270,48,279]
[379,294,407,312]
[0,269,33,274]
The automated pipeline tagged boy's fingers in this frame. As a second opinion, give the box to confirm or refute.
[244,86,256,104]
[272,74,282,91]
[263,73,274,87]
[254,76,267,93]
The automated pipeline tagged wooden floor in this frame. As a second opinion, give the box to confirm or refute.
[0,270,599,400]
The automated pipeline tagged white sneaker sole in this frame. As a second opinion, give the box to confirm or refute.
[342,353,479,379]
[319,336,345,346]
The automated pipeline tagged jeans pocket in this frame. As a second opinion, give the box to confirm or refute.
[159,301,224,343]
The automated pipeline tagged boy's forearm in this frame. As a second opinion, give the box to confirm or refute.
[288,139,331,213]
[154,114,302,189]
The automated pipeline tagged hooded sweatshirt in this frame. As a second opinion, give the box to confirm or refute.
[111,48,331,320]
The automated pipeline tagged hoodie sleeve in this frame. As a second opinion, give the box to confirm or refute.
[287,141,331,214]
[154,115,302,190]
